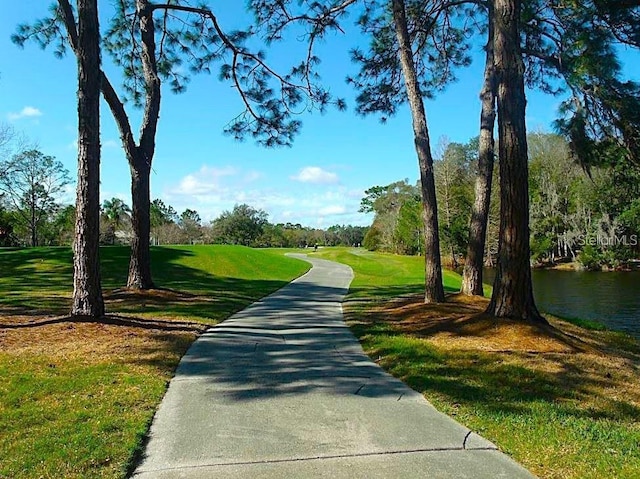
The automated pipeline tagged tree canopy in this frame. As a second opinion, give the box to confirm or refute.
[0,149,71,247]
[13,0,346,289]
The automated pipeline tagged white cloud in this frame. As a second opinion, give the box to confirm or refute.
[8,106,43,121]
[59,183,77,205]
[347,188,366,199]
[162,165,370,226]
[244,170,262,183]
[290,166,339,184]
[172,165,237,196]
[318,205,346,216]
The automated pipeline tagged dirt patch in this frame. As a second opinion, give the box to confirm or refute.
[105,287,206,309]
[107,287,198,301]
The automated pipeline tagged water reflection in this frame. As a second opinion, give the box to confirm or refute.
[482,268,640,338]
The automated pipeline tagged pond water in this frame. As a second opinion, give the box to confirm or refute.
[483,269,640,339]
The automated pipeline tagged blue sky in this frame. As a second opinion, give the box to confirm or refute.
[2,2,639,227]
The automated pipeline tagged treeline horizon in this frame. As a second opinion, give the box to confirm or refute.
[0,188,369,250]
[362,133,640,271]
[4,132,639,274]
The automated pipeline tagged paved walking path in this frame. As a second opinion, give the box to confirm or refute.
[132,255,535,478]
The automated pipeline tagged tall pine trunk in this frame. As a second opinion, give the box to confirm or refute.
[486,0,545,322]
[124,0,160,290]
[60,0,160,291]
[392,0,445,303]
[71,0,105,318]
[462,3,496,296]
[127,151,154,289]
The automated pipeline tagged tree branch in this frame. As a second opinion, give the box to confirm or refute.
[57,0,79,52]
[101,72,138,157]
[137,0,161,162]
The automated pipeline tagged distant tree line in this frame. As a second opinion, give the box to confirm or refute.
[105,201,367,249]
[3,195,368,251]
[363,133,640,271]
[0,148,367,251]
[0,134,74,248]
[0,127,366,249]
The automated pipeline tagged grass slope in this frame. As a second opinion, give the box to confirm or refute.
[0,245,309,479]
[313,248,463,296]
[0,245,309,322]
[315,248,640,479]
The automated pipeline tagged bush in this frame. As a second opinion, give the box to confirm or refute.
[577,244,602,271]
[363,226,382,251]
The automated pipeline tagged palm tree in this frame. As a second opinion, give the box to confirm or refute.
[101,197,131,231]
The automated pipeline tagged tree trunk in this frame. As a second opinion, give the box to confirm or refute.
[392,0,445,303]
[31,204,37,247]
[486,0,545,322]
[71,0,105,318]
[123,0,160,290]
[58,0,159,291]
[127,151,154,289]
[462,2,497,296]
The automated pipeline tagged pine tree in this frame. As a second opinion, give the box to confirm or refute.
[71,0,104,317]
[462,0,497,296]
[14,0,340,289]
[486,0,544,321]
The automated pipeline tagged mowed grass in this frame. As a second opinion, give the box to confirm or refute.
[4,245,639,478]
[312,247,463,296]
[315,248,640,479]
[0,245,310,323]
[0,245,309,479]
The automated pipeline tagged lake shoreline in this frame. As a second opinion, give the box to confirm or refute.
[479,266,640,340]
[533,260,640,272]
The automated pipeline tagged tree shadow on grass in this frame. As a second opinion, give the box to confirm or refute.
[108,246,304,323]
[128,268,430,405]
[346,289,640,425]
[392,345,640,423]
[0,314,205,332]
[0,246,297,322]
[348,282,461,300]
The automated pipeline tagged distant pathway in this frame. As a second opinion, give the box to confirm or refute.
[132,254,534,478]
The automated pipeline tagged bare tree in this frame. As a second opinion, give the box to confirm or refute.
[434,138,473,269]
[0,124,29,177]
[0,123,16,160]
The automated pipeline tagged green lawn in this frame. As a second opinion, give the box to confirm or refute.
[3,246,639,478]
[314,247,640,479]
[0,245,310,321]
[312,247,463,294]
[0,245,309,479]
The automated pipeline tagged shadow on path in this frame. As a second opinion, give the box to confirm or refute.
[132,255,534,479]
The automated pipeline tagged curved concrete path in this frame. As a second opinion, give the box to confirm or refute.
[132,255,535,478]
